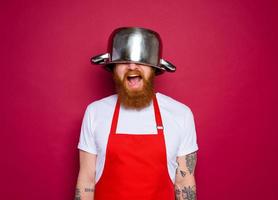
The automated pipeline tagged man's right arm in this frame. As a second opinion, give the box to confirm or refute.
[75,150,97,200]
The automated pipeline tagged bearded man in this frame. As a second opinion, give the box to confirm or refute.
[75,27,198,200]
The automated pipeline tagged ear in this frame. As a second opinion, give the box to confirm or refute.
[105,63,116,72]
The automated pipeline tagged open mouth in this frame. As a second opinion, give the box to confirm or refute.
[126,74,143,87]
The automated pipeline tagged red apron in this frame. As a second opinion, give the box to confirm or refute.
[94,95,175,200]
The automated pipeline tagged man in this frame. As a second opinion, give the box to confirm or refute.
[75,27,198,200]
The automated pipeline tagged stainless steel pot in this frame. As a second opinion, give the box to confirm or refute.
[91,27,176,74]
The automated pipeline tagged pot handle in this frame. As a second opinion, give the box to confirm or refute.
[160,59,176,72]
[91,53,110,64]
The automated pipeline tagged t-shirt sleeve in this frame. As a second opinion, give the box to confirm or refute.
[177,107,199,156]
[77,105,97,155]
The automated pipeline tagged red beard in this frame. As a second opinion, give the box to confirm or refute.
[113,69,155,110]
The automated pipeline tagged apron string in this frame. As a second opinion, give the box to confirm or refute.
[110,98,121,134]
[153,95,164,135]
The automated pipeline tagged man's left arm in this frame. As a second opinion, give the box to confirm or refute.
[174,151,197,200]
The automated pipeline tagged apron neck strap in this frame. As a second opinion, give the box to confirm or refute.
[110,94,164,135]
[153,95,164,135]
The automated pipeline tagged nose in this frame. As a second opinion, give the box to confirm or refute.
[127,63,139,70]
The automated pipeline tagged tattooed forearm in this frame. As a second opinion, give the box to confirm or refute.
[185,152,197,175]
[182,185,196,200]
[175,153,197,199]
[175,185,196,200]
[74,188,81,200]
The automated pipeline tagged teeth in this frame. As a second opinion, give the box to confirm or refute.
[128,74,140,77]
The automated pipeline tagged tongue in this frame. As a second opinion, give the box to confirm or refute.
[129,77,141,86]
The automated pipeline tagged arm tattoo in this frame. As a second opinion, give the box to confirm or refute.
[175,185,196,200]
[176,160,187,177]
[74,188,81,200]
[180,170,186,177]
[175,185,182,200]
[75,187,94,199]
[185,152,197,175]
[84,188,94,192]
[182,185,196,200]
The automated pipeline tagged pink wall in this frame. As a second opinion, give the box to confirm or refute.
[2,0,277,199]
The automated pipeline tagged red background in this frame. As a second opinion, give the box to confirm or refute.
[1,0,277,199]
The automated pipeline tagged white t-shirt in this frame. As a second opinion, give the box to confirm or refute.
[78,92,198,183]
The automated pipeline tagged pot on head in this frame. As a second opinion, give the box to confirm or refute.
[91,27,176,74]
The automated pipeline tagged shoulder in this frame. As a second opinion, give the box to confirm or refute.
[156,92,193,116]
[156,92,195,132]
[86,94,117,114]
